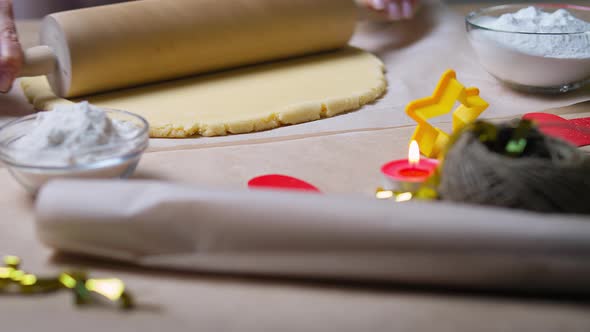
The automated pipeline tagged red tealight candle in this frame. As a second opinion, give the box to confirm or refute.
[381,140,439,191]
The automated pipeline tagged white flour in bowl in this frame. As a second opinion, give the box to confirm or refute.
[476,6,590,58]
[469,6,590,88]
[14,101,140,166]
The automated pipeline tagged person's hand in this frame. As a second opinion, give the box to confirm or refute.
[0,0,23,92]
[363,0,420,21]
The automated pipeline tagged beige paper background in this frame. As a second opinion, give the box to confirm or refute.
[1,1,590,331]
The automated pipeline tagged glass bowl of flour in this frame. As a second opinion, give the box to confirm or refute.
[466,4,590,93]
[0,102,149,194]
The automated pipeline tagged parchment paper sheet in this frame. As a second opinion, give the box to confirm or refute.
[1,163,590,332]
[3,3,590,331]
[3,0,590,293]
[145,0,590,149]
[3,1,589,149]
[36,179,590,293]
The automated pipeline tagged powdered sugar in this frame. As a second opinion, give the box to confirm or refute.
[468,6,590,90]
[14,102,141,166]
[474,6,590,58]
[489,6,589,33]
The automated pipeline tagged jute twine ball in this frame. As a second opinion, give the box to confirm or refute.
[438,125,590,214]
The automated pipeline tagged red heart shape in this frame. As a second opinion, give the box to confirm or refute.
[248,174,321,193]
[522,113,590,147]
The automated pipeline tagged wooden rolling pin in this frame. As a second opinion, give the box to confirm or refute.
[20,0,357,98]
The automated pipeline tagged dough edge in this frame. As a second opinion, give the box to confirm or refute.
[20,54,386,138]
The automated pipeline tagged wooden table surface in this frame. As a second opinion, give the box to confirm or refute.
[4,2,590,332]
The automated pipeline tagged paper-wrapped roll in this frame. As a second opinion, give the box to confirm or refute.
[36,180,590,293]
[32,0,357,97]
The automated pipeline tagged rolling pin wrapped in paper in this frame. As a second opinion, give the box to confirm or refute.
[36,180,590,293]
[20,0,357,98]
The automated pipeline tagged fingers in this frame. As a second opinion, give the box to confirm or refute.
[366,0,420,21]
[368,0,386,11]
[400,0,415,19]
[387,1,402,20]
[0,0,23,93]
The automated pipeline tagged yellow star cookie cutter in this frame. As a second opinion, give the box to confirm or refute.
[405,70,489,158]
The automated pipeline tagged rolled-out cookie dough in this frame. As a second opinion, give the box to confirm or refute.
[21,48,386,138]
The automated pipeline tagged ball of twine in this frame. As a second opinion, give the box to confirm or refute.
[438,126,590,214]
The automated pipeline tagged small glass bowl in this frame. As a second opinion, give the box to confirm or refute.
[0,109,149,194]
[466,4,590,93]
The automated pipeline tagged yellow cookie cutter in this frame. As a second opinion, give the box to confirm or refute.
[405,70,489,158]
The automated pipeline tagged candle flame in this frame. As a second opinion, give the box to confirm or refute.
[408,140,420,166]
